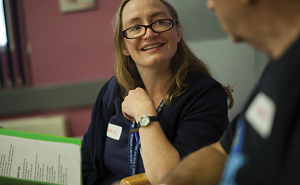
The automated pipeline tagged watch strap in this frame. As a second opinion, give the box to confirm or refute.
[137,116,158,128]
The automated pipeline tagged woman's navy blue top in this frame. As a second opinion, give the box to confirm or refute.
[81,73,230,185]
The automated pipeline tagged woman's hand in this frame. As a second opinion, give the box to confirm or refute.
[121,87,157,121]
[122,87,180,184]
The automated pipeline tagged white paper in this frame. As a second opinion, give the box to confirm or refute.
[0,135,81,185]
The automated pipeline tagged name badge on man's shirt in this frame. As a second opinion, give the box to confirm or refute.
[107,123,122,140]
[245,92,276,139]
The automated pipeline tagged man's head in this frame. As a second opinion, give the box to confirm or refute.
[206,0,300,59]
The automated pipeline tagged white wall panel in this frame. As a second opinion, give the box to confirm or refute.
[187,39,268,120]
[168,0,227,41]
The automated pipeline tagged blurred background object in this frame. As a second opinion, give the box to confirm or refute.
[0,115,68,136]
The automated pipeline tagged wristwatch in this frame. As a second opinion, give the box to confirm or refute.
[137,115,158,128]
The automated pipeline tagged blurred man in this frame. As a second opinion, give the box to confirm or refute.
[160,0,300,184]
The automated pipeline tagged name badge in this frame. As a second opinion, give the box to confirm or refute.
[107,123,122,140]
[245,92,276,139]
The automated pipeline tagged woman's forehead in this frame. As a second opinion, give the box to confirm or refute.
[121,0,171,27]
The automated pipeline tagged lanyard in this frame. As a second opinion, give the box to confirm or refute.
[128,99,165,176]
[219,116,246,185]
[231,117,245,153]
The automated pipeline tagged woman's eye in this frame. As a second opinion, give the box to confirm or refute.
[130,26,141,31]
[155,20,165,25]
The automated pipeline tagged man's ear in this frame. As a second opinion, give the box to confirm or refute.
[121,42,130,56]
[242,0,257,5]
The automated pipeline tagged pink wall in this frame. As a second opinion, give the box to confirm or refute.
[24,0,120,85]
[0,0,122,137]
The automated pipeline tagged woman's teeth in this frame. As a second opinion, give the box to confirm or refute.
[142,44,163,51]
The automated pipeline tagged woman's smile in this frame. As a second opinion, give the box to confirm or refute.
[141,43,165,51]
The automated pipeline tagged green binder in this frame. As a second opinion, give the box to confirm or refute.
[0,129,82,185]
[0,175,56,185]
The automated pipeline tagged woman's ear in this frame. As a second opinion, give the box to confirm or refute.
[176,25,182,43]
[121,41,130,56]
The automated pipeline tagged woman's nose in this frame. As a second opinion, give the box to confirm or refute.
[143,27,158,38]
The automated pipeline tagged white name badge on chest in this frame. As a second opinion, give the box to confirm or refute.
[245,92,276,139]
[106,123,122,140]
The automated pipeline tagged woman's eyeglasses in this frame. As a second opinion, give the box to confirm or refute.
[120,19,178,39]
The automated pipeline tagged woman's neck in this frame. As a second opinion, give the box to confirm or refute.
[140,69,171,108]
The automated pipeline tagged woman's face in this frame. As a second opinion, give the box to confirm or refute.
[121,0,181,72]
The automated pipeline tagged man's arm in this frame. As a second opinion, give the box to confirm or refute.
[160,141,228,185]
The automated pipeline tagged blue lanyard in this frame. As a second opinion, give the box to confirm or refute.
[231,117,245,153]
[128,99,165,176]
[219,116,246,185]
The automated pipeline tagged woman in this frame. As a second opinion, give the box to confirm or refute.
[81,0,234,184]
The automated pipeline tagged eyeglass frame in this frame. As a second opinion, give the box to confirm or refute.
[119,19,178,39]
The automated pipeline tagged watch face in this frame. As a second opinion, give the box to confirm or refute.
[140,116,150,126]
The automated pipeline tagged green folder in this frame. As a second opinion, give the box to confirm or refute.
[0,129,82,185]
[0,175,57,185]
[0,129,81,146]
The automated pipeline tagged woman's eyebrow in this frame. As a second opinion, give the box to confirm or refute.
[124,17,142,28]
[124,11,170,28]
[149,11,170,19]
